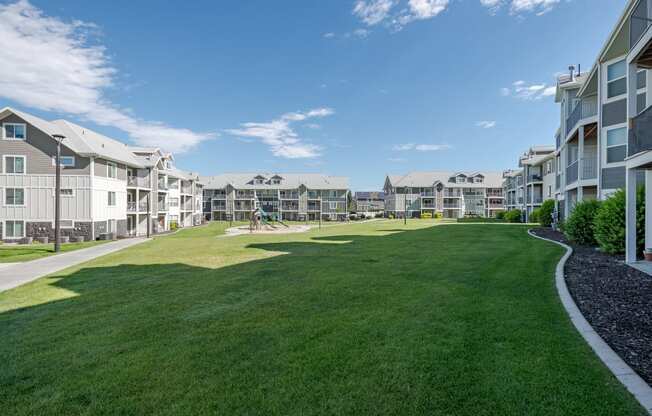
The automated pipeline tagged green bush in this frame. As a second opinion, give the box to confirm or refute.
[564,200,601,246]
[538,199,555,227]
[594,188,645,254]
[495,211,505,220]
[420,212,433,219]
[504,210,522,223]
[170,221,178,231]
[529,208,540,224]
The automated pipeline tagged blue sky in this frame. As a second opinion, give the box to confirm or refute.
[0,0,627,190]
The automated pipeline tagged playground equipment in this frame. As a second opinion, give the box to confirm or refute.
[249,207,289,232]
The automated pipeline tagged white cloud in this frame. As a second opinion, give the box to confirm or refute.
[393,143,451,152]
[225,108,334,159]
[0,0,212,153]
[476,120,496,129]
[353,0,448,30]
[353,0,396,25]
[501,80,556,100]
[323,32,336,38]
[388,157,407,162]
[481,0,561,15]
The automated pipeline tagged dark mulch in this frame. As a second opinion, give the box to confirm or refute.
[531,227,652,385]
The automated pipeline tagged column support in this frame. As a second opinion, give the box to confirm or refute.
[626,168,638,263]
[646,171,652,255]
[578,125,584,203]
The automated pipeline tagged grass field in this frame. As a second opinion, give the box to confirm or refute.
[0,221,645,415]
[0,240,108,263]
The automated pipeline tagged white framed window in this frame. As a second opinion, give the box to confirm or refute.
[108,191,116,206]
[59,220,74,228]
[456,176,466,184]
[4,155,25,174]
[52,155,75,167]
[5,187,25,206]
[107,161,117,179]
[329,201,337,210]
[2,123,26,140]
[473,177,483,183]
[606,59,626,100]
[606,126,627,164]
[169,197,179,207]
[4,220,25,238]
[60,188,74,197]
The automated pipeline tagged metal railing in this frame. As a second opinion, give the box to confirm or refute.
[158,201,169,211]
[128,176,150,188]
[629,104,652,157]
[127,202,137,212]
[566,161,579,185]
[527,174,542,183]
[566,96,598,136]
[138,201,148,212]
[581,156,598,180]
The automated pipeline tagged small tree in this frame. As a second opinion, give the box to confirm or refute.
[564,200,601,246]
[529,208,541,224]
[539,199,555,227]
[594,187,645,254]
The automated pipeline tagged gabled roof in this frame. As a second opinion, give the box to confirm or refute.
[385,171,504,188]
[201,173,349,190]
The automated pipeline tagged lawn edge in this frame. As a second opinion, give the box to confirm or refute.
[527,229,652,415]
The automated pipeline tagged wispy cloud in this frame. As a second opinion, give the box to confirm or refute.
[353,0,449,30]
[393,143,452,152]
[0,0,212,153]
[476,120,496,129]
[501,80,556,100]
[323,32,336,38]
[388,157,407,162]
[225,108,334,159]
[480,0,561,16]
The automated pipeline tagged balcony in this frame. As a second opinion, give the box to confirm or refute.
[629,105,652,157]
[566,161,579,185]
[565,96,598,136]
[420,190,434,197]
[127,175,150,188]
[581,156,598,180]
[443,203,461,209]
[443,190,462,197]
[138,201,148,212]
[158,180,168,190]
[158,201,169,212]
[527,174,543,183]
[127,201,137,212]
[528,196,543,205]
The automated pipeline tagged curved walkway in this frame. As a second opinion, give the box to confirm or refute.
[0,237,149,293]
[528,230,652,414]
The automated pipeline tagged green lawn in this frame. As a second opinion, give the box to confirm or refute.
[0,221,645,415]
[0,240,108,263]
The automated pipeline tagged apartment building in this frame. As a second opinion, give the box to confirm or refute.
[502,169,523,211]
[383,171,505,219]
[353,192,385,215]
[0,107,203,242]
[202,174,350,222]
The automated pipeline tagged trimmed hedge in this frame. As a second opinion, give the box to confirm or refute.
[594,187,645,255]
[539,199,555,227]
[495,211,505,220]
[564,200,601,246]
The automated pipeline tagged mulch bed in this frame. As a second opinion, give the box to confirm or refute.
[531,227,652,385]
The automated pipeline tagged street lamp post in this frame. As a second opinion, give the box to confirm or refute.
[52,134,66,252]
[404,187,408,226]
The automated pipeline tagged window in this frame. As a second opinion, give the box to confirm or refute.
[329,201,337,210]
[60,188,74,197]
[108,191,116,206]
[4,155,25,174]
[548,186,552,198]
[456,176,466,184]
[546,161,552,174]
[473,176,483,183]
[169,197,179,207]
[607,59,626,99]
[3,123,26,140]
[5,220,25,238]
[606,127,627,163]
[272,179,281,184]
[5,188,24,205]
[52,156,75,167]
[107,161,117,179]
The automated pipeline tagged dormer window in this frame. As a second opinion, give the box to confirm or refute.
[455,175,466,184]
[473,176,484,183]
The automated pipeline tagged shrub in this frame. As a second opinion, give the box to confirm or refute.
[388,214,395,219]
[170,221,178,231]
[434,212,443,219]
[594,187,645,254]
[564,200,601,246]
[529,208,540,224]
[538,199,555,227]
[420,212,433,219]
[495,211,505,220]
[504,210,522,223]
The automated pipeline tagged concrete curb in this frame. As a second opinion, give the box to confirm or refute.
[528,229,652,414]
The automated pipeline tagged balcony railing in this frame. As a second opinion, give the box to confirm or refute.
[581,156,598,180]
[443,203,461,209]
[128,176,150,188]
[158,180,168,190]
[566,161,579,185]
[158,201,169,211]
[566,96,598,136]
[138,201,148,212]
[528,196,543,205]
[443,190,462,197]
[629,104,652,157]
[127,202,137,212]
[527,174,542,183]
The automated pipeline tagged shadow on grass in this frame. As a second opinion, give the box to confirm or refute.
[0,224,644,415]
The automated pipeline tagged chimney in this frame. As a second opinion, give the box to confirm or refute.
[577,63,581,76]
[568,65,575,81]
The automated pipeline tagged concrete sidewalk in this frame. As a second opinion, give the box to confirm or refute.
[0,237,149,293]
